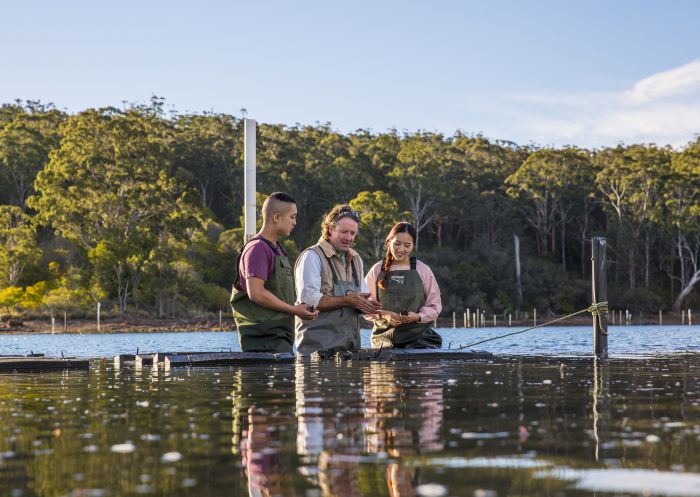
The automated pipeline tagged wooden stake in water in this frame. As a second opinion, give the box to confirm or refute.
[463,312,467,328]
[97,302,101,332]
[659,310,662,326]
[493,315,496,326]
[467,308,471,328]
[591,236,608,358]
[219,309,222,328]
[452,311,456,328]
[476,308,480,328]
[682,309,685,325]
[508,313,512,326]
[533,308,537,326]
[689,309,693,326]
[51,316,55,335]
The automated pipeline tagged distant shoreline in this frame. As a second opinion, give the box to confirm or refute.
[0,314,693,335]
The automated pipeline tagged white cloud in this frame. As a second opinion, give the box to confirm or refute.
[627,59,700,103]
[501,60,700,147]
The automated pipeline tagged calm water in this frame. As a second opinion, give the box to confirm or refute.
[1,356,700,496]
[1,325,700,358]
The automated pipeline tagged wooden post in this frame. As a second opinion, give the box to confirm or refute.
[452,311,456,328]
[97,302,101,332]
[463,312,467,328]
[659,310,662,326]
[467,308,471,328]
[508,313,512,326]
[51,316,55,335]
[219,309,223,327]
[476,308,480,328]
[682,309,685,325]
[591,236,608,358]
[689,309,693,326]
[63,311,67,332]
[533,308,537,326]
[493,315,496,326]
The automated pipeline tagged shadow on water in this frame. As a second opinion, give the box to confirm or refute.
[1,355,700,496]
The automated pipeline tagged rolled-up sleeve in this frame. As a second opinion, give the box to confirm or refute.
[295,251,323,308]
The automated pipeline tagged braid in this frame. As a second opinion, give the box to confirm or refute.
[378,247,393,290]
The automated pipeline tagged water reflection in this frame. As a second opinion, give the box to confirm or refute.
[2,356,700,496]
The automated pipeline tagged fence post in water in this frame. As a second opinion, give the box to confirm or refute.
[97,302,101,332]
[533,308,537,326]
[689,309,693,326]
[493,315,496,326]
[682,309,685,325]
[51,316,55,335]
[659,310,662,326]
[467,308,471,327]
[452,311,456,328]
[219,309,222,327]
[508,313,512,326]
[476,308,480,328]
[591,236,608,358]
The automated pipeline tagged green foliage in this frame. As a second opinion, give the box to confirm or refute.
[349,190,409,261]
[0,99,697,319]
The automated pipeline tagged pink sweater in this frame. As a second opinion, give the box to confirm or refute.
[364,259,442,323]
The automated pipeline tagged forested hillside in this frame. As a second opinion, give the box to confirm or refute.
[1,99,699,320]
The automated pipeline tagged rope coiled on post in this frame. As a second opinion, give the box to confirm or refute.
[458,301,609,349]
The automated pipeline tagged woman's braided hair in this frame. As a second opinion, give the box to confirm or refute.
[378,222,417,290]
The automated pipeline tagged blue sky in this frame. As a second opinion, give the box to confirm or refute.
[2,0,699,147]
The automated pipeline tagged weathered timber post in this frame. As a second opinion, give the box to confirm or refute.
[591,237,608,358]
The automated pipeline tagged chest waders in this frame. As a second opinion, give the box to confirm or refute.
[295,247,362,356]
[231,237,295,353]
[371,257,442,349]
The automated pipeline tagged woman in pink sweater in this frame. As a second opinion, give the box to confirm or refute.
[365,222,443,349]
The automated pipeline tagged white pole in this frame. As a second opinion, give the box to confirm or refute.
[452,311,456,328]
[219,309,222,327]
[689,309,692,326]
[534,308,537,326]
[682,309,685,325]
[244,118,257,242]
[508,313,512,326]
[51,316,55,335]
[97,302,101,332]
[493,314,496,326]
[475,308,480,328]
[463,312,467,328]
[467,308,471,328]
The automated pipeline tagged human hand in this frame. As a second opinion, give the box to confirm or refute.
[346,292,382,315]
[295,303,319,320]
[380,310,405,327]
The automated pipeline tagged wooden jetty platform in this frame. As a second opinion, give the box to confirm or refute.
[0,356,89,372]
[112,349,494,370]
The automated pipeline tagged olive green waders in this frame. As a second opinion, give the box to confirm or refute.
[371,257,442,349]
[295,246,362,356]
[231,237,295,353]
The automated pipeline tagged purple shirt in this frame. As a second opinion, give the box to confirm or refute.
[237,238,284,294]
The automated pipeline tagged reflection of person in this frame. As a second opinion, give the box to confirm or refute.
[231,192,317,353]
[365,223,442,349]
[232,370,300,497]
[363,362,445,497]
[294,204,381,356]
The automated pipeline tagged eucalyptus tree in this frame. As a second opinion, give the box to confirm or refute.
[0,205,40,287]
[29,107,206,313]
[0,104,64,210]
[349,190,408,261]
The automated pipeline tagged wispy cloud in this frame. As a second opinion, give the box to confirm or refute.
[501,59,700,147]
[626,59,700,103]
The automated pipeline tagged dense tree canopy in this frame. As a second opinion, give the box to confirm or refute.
[1,99,699,319]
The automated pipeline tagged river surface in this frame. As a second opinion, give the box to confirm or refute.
[1,325,699,358]
[1,327,700,496]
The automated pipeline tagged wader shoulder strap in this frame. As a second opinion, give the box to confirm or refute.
[410,256,417,271]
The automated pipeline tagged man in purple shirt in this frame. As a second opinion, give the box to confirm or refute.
[230,192,317,352]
